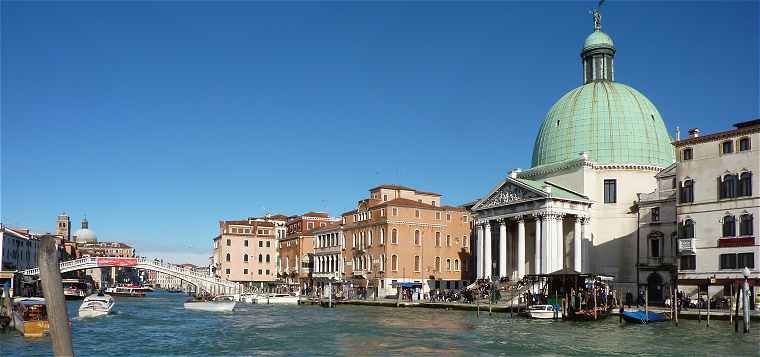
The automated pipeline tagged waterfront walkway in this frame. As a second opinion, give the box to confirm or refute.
[311,298,760,321]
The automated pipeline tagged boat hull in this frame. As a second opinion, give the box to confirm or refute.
[13,311,49,337]
[528,310,558,319]
[184,301,236,312]
[621,310,668,323]
[260,296,300,305]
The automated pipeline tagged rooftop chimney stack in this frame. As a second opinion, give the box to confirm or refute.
[688,128,700,138]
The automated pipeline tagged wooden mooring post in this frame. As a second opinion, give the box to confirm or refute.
[39,235,75,356]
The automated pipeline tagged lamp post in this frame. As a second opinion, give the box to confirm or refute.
[742,267,750,333]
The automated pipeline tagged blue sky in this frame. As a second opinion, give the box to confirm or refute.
[2,2,757,264]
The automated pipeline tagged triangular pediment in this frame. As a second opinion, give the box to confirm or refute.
[472,178,547,211]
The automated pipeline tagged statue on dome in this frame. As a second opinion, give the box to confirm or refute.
[592,0,605,31]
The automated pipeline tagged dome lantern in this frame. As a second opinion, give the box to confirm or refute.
[582,8,615,84]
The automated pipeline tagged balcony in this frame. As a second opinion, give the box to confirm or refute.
[718,236,755,248]
[352,269,367,277]
[312,271,341,279]
[679,238,696,254]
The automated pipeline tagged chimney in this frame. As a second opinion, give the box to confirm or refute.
[688,128,700,138]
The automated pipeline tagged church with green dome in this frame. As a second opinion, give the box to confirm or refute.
[470,8,675,295]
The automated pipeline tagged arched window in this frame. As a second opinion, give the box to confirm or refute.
[681,219,695,239]
[368,230,373,246]
[414,255,421,272]
[392,255,398,271]
[446,235,451,247]
[740,214,754,236]
[266,254,271,263]
[447,258,452,271]
[414,230,421,245]
[225,253,231,262]
[353,233,357,248]
[680,180,694,203]
[391,229,398,244]
[380,229,385,245]
[740,172,753,197]
[722,215,736,237]
[719,175,738,199]
[243,254,249,262]
[367,255,372,272]
[435,232,441,247]
[258,254,263,263]
[435,257,441,272]
[454,259,460,271]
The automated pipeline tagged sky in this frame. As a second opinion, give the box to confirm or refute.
[2,1,758,265]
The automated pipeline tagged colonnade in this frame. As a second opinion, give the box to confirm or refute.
[475,212,590,280]
[314,254,342,274]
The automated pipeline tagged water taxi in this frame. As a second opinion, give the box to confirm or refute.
[12,298,49,337]
[62,279,90,300]
[527,304,559,319]
[184,296,236,312]
[78,293,115,318]
[105,286,146,297]
[259,293,300,305]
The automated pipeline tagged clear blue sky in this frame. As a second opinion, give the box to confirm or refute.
[2,2,757,264]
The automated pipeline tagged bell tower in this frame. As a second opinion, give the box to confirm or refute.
[56,212,71,241]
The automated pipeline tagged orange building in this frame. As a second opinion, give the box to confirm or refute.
[278,212,340,292]
[342,185,474,299]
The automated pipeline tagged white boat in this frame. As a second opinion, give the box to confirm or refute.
[78,293,115,318]
[184,296,237,312]
[240,293,262,304]
[527,304,559,319]
[259,293,300,305]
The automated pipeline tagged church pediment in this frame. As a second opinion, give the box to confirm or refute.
[473,178,546,211]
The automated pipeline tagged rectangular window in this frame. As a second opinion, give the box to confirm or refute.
[381,208,385,216]
[681,148,693,161]
[415,210,420,218]
[721,141,734,154]
[383,194,388,201]
[392,207,398,216]
[226,239,231,246]
[651,207,660,222]
[680,255,696,270]
[414,256,420,272]
[435,212,441,220]
[266,241,271,247]
[244,240,249,247]
[266,269,270,275]
[446,213,451,221]
[738,253,755,269]
[225,268,230,274]
[463,235,468,247]
[719,253,738,270]
[604,179,617,203]
[739,137,751,152]
[259,241,263,247]
[258,269,263,275]
[243,268,248,274]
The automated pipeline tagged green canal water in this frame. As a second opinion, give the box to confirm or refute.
[1,292,758,356]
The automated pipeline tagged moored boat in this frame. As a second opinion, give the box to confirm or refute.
[183,296,236,312]
[62,279,90,300]
[78,293,115,318]
[620,310,668,324]
[259,293,300,305]
[527,304,559,319]
[12,298,49,337]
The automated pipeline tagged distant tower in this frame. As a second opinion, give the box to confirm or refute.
[56,212,71,241]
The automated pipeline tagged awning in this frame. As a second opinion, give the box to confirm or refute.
[399,282,422,288]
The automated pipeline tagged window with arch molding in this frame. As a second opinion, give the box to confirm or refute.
[392,229,398,244]
[435,232,441,247]
[226,253,230,262]
[414,230,421,245]
[243,254,249,262]
[447,258,452,271]
[722,215,736,237]
[740,214,753,236]
[435,256,441,272]
[392,255,398,271]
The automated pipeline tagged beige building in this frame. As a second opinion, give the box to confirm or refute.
[342,185,473,299]
[674,120,759,306]
[312,222,344,296]
[636,163,678,304]
[212,218,277,288]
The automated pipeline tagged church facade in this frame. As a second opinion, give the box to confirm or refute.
[471,12,675,294]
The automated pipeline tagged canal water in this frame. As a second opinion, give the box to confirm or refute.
[1,292,758,356]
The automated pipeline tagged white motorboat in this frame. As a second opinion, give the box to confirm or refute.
[240,293,262,304]
[527,304,559,319]
[78,293,115,318]
[184,296,237,312]
[259,293,300,305]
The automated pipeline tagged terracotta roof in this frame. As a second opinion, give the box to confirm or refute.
[374,198,445,211]
[225,220,253,226]
[440,205,467,212]
[368,184,441,196]
[674,120,760,147]
[224,220,274,227]
[269,214,289,220]
[302,211,329,218]
[310,221,342,234]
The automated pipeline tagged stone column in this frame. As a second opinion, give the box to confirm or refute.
[484,222,492,279]
[534,215,542,274]
[476,224,484,279]
[499,219,507,279]
[574,216,582,272]
[542,214,552,274]
[517,217,526,279]
[581,217,591,273]
[556,214,564,272]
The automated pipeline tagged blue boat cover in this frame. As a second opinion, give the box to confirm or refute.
[621,310,667,323]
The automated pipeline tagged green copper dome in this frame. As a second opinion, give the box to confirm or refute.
[531,81,674,168]
[530,25,675,169]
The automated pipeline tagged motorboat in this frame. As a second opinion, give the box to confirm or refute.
[62,279,90,300]
[621,310,668,324]
[184,296,236,312]
[105,286,146,297]
[240,293,263,304]
[12,297,49,337]
[527,304,559,319]
[259,293,300,305]
[78,293,115,318]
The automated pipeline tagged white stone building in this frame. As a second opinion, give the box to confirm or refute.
[471,13,675,294]
[674,120,759,306]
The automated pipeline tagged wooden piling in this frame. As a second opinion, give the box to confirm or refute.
[645,286,649,323]
[706,286,710,327]
[38,235,74,357]
[735,288,741,333]
[673,285,678,326]
[729,284,733,326]
[697,287,701,323]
